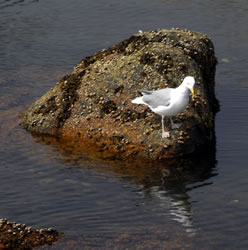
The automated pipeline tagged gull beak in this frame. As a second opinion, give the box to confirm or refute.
[190,88,194,96]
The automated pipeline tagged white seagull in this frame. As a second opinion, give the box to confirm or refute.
[131,76,195,138]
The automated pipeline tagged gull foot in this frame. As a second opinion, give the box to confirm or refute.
[171,123,181,129]
[162,131,170,138]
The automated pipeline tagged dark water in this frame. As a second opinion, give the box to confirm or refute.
[1,0,248,249]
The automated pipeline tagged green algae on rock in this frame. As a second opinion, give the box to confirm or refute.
[20,28,219,161]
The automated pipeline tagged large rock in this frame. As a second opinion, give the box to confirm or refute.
[21,28,219,161]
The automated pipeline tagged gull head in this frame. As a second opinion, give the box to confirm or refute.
[182,76,195,95]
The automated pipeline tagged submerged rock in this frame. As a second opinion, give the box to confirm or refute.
[0,218,61,249]
[21,28,219,161]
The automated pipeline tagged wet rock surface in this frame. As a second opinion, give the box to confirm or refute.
[21,28,219,160]
[0,218,61,249]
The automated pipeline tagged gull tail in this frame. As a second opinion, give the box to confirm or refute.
[132,96,145,104]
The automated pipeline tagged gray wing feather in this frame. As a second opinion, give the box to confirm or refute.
[137,88,153,96]
[142,88,172,108]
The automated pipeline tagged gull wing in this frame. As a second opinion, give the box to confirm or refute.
[142,88,172,109]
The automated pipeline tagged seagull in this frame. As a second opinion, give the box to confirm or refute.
[131,76,195,138]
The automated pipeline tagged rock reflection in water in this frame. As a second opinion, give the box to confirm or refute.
[35,133,217,238]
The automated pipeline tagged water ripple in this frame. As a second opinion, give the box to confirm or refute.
[1,0,248,249]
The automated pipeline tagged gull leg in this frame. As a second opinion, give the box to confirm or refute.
[162,116,170,138]
[170,118,181,129]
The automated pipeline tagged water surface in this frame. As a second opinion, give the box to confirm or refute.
[1,0,248,249]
